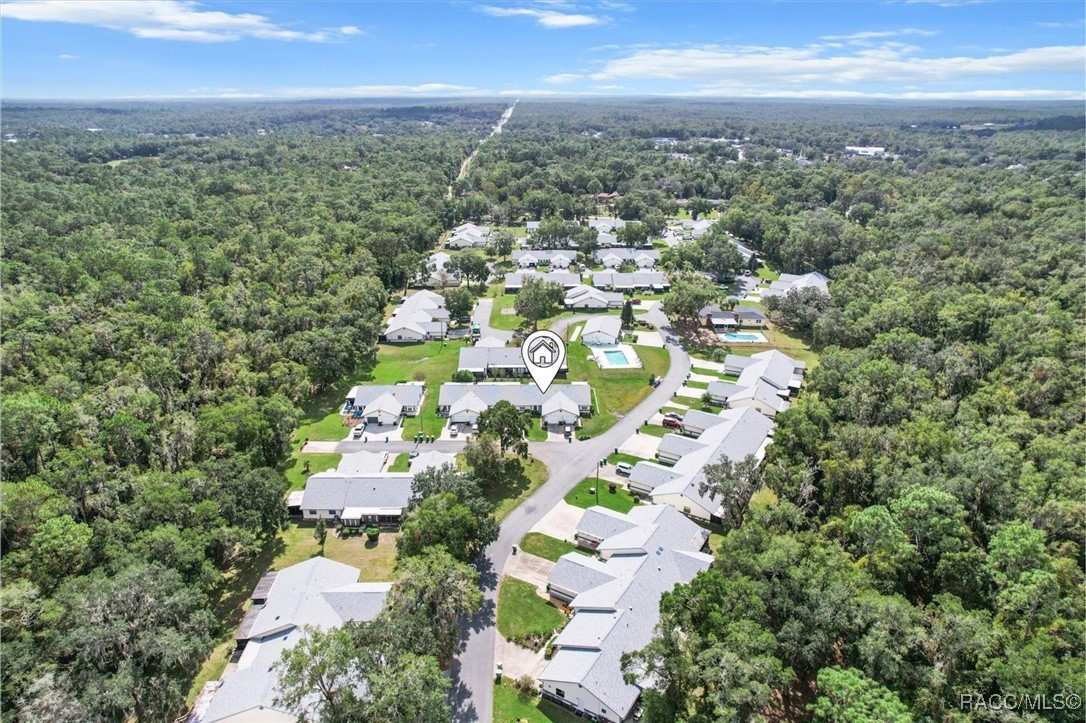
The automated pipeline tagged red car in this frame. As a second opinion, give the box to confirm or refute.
[662,417,683,429]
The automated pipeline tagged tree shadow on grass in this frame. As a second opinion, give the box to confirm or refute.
[208,533,287,634]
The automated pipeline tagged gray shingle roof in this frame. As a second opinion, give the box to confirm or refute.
[458,346,567,373]
[505,271,582,288]
[656,433,706,459]
[591,271,669,289]
[582,315,622,340]
[346,383,425,409]
[576,507,638,541]
[438,382,591,411]
[299,473,413,514]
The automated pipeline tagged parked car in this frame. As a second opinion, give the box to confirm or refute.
[616,462,634,476]
[630,298,641,305]
[663,412,683,421]
[351,426,364,439]
[633,703,645,720]
[449,425,459,438]
[662,417,683,429]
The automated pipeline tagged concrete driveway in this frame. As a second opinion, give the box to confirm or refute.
[495,634,550,681]
[634,330,664,347]
[504,554,556,594]
[675,385,705,399]
[619,433,662,459]
[529,501,585,543]
[473,298,513,342]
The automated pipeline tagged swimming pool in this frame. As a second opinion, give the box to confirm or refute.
[604,349,630,365]
[721,332,767,343]
[592,343,644,369]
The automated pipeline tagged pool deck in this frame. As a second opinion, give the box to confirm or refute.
[718,331,768,343]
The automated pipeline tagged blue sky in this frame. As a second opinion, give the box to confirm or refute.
[2,1,1083,100]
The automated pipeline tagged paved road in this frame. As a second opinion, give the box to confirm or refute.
[449,316,688,722]
[472,298,513,343]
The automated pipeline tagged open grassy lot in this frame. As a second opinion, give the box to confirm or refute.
[569,344,669,438]
[487,456,550,522]
[283,452,341,491]
[271,523,400,580]
[363,339,470,437]
[497,577,566,643]
[684,379,709,389]
[488,291,525,331]
[388,452,410,472]
[639,423,670,438]
[519,532,578,562]
[493,678,584,723]
[755,263,780,281]
[527,424,549,442]
[565,477,638,513]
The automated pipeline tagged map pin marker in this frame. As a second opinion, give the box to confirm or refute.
[521,330,566,394]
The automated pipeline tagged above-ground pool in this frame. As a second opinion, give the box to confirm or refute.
[722,332,767,343]
[592,343,644,369]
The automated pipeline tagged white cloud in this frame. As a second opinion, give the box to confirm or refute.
[542,73,583,84]
[276,83,482,98]
[477,5,606,28]
[1,1,360,42]
[592,43,1085,86]
[58,53,79,60]
[822,28,938,42]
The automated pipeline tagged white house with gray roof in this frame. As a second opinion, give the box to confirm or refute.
[383,290,448,342]
[540,505,712,722]
[445,223,490,249]
[344,383,425,426]
[505,271,582,293]
[299,471,414,527]
[581,316,622,346]
[595,248,660,269]
[458,345,567,378]
[592,271,670,293]
[195,558,390,723]
[724,349,806,393]
[760,271,830,298]
[513,249,578,269]
[627,407,774,522]
[438,382,592,418]
[564,284,624,310]
[706,379,791,417]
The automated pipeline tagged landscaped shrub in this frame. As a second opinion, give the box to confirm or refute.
[365,527,380,542]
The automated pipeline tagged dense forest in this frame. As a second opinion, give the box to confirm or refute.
[0,101,504,721]
[2,99,1083,721]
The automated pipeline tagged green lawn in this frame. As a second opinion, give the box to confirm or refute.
[363,340,469,437]
[493,678,584,723]
[487,456,550,522]
[639,424,670,438]
[755,263,780,281]
[607,452,650,467]
[519,532,578,562]
[293,411,352,445]
[684,380,709,390]
[660,405,689,417]
[527,424,549,442]
[565,477,637,513]
[283,452,341,491]
[488,290,525,331]
[571,345,670,438]
[497,577,565,645]
[388,453,410,472]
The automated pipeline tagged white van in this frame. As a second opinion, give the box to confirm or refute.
[616,462,634,476]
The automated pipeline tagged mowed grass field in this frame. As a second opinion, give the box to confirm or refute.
[567,344,669,437]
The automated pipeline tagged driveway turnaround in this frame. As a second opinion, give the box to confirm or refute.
[528,500,585,542]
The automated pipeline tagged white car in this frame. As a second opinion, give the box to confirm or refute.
[616,462,634,476]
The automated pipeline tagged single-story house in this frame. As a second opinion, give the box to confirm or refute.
[526,221,541,233]
[564,284,625,310]
[700,305,768,330]
[458,345,567,378]
[438,382,592,418]
[683,218,714,238]
[592,272,670,293]
[423,252,460,288]
[655,433,707,465]
[383,290,448,342]
[596,232,621,248]
[760,271,830,298]
[335,451,388,475]
[504,272,582,293]
[595,248,660,269]
[448,392,489,425]
[541,392,581,427]
[445,223,490,249]
[587,217,626,234]
[581,316,622,346]
[540,506,712,723]
[724,350,806,393]
[299,472,414,527]
[512,249,577,269]
[198,558,390,723]
[344,384,425,425]
[705,379,791,417]
[630,408,774,522]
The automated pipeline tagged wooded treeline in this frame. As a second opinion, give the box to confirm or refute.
[0,103,503,721]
